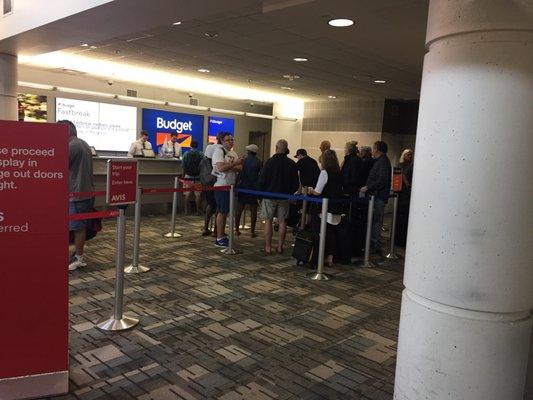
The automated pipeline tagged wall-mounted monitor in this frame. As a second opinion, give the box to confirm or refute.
[208,116,235,144]
[142,108,204,155]
[55,98,137,151]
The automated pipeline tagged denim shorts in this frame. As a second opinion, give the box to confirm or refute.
[214,191,230,214]
[69,198,94,231]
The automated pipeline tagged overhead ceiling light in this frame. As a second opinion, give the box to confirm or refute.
[90,46,97,49]
[328,95,337,99]
[281,86,294,91]
[197,68,210,73]
[81,43,89,47]
[328,18,354,27]
[293,57,308,62]
[283,74,301,80]
[172,21,182,25]
[204,31,219,39]
[374,79,386,84]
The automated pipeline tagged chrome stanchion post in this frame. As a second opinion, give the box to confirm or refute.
[307,198,332,281]
[300,187,308,231]
[164,176,182,238]
[221,185,239,255]
[386,194,399,260]
[97,207,139,331]
[125,187,150,274]
[356,195,376,268]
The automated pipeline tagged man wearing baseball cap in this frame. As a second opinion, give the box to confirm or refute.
[294,148,320,188]
[235,144,262,237]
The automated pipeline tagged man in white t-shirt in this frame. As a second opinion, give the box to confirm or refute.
[212,132,242,247]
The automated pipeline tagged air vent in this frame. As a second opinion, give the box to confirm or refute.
[126,89,138,98]
[189,98,199,106]
[3,0,13,16]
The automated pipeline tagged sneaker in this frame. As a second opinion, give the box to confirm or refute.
[214,237,229,248]
[69,254,86,271]
[201,229,211,236]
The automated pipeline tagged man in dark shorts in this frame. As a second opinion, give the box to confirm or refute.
[235,144,262,237]
[60,120,95,271]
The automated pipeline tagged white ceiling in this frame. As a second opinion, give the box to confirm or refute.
[10,0,429,101]
[59,0,428,100]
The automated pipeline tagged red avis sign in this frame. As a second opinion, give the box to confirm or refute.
[106,160,138,206]
[392,167,403,192]
[0,121,69,395]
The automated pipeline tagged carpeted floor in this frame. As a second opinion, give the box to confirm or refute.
[54,213,404,400]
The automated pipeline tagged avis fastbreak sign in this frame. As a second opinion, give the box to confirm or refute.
[142,108,204,155]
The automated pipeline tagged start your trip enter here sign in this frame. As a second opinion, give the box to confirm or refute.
[0,121,69,398]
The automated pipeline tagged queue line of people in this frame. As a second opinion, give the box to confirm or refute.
[200,133,413,266]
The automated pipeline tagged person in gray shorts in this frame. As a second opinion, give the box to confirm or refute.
[258,139,299,254]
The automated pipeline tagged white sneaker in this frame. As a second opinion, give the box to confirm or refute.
[69,254,87,271]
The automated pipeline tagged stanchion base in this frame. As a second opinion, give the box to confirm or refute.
[163,232,182,238]
[355,260,377,268]
[307,272,332,281]
[220,247,241,255]
[125,264,151,274]
[96,316,139,331]
[385,253,400,260]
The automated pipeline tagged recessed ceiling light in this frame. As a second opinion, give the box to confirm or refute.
[281,86,294,91]
[90,46,97,49]
[204,31,219,39]
[172,21,182,25]
[197,68,210,73]
[328,95,336,99]
[283,74,301,80]
[293,57,308,62]
[81,43,89,47]
[374,79,386,84]
[328,18,354,27]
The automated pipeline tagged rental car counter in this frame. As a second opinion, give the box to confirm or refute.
[92,157,183,214]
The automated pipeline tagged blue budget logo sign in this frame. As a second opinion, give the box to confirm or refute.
[208,116,235,143]
[142,108,204,153]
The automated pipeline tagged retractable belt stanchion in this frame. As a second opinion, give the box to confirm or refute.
[97,206,139,331]
[221,185,239,255]
[300,187,308,231]
[164,176,182,238]
[307,198,332,281]
[125,187,150,274]
[355,195,376,268]
[385,194,399,260]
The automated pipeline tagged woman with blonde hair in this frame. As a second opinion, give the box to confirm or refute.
[308,149,344,266]
[396,149,414,246]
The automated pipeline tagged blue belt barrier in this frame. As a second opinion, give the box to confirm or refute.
[234,188,323,203]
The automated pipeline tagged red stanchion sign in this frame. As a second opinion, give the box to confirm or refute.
[0,121,69,397]
[392,167,403,192]
[106,160,138,206]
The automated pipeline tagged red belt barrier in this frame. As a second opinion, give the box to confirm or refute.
[142,185,230,195]
[69,210,119,221]
[69,190,106,199]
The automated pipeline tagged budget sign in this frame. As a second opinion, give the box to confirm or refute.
[106,160,138,206]
[0,121,69,399]
[142,108,204,154]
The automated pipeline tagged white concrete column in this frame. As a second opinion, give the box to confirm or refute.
[0,53,18,120]
[394,1,533,399]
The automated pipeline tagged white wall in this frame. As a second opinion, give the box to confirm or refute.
[18,66,273,155]
[270,99,304,156]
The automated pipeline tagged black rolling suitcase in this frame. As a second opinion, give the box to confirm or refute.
[292,228,318,266]
[335,218,353,264]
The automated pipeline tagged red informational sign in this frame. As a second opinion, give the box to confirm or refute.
[392,167,403,192]
[106,160,138,206]
[0,121,68,393]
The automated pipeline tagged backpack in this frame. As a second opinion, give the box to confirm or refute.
[200,157,217,186]
[184,150,203,176]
